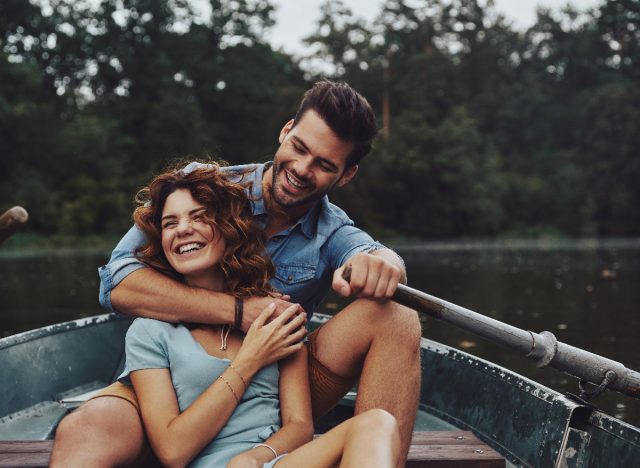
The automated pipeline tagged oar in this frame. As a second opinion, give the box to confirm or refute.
[0,206,29,245]
[394,283,640,400]
[342,266,640,400]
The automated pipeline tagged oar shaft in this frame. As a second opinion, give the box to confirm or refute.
[0,206,28,245]
[394,284,640,399]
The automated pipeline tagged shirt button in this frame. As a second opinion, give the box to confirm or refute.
[287,276,292,281]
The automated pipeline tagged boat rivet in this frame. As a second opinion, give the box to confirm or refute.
[474,449,484,454]
[456,436,464,440]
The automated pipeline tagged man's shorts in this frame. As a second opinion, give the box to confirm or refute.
[91,327,357,420]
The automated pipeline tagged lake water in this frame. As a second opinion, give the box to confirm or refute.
[1,240,639,426]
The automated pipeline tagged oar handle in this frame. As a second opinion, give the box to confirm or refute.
[0,206,29,245]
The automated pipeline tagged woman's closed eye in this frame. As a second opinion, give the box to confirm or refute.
[163,220,178,229]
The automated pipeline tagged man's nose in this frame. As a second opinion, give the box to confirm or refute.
[293,157,313,179]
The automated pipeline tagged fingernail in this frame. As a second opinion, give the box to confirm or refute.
[269,303,276,309]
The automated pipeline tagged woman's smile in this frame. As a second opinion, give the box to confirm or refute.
[161,188,226,289]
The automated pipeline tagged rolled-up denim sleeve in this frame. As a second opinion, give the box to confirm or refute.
[98,225,148,312]
[325,225,386,270]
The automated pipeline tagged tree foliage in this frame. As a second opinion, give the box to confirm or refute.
[1,0,638,239]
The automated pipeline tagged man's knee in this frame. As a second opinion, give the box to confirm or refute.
[353,299,422,345]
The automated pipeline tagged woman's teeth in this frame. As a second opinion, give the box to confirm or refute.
[178,243,204,254]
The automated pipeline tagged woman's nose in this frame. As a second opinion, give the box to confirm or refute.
[176,217,193,234]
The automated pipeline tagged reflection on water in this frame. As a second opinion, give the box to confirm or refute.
[1,242,639,426]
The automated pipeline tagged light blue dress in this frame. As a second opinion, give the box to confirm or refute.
[118,318,286,467]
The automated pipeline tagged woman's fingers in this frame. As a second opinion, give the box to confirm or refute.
[283,326,307,346]
[252,302,276,328]
[270,303,301,327]
[280,310,306,335]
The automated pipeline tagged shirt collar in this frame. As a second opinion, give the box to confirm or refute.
[248,162,268,217]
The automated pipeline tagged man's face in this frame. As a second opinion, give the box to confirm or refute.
[270,110,358,211]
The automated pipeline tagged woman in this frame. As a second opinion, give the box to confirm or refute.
[119,164,400,467]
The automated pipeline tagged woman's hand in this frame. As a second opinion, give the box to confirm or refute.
[235,302,306,371]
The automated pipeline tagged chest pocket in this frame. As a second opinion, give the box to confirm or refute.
[273,263,317,304]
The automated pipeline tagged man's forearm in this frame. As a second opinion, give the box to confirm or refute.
[110,268,235,324]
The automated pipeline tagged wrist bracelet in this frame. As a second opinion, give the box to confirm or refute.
[254,443,278,459]
[234,297,244,330]
[228,363,248,389]
[218,375,239,403]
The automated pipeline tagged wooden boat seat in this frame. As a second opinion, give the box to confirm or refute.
[0,431,505,467]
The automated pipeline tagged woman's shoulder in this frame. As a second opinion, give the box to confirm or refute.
[127,318,183,342]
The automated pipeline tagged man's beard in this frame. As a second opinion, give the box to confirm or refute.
[270,159,323,209]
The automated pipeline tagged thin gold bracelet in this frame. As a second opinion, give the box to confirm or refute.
[218,375,239,403]
[228,363,248,388]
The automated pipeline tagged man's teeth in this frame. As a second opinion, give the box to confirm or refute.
[178,243,204,254]
[286,172,309,189]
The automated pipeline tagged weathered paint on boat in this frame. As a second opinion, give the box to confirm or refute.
[1,313,639,467]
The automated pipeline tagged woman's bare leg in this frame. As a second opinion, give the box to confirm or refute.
[50,397,146,467]
[277,409,400,468]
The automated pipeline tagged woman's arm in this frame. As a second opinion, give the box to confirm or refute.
[131,304,307,468]
[227,346,314,467]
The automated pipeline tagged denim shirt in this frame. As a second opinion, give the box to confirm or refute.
[98,162,385,317]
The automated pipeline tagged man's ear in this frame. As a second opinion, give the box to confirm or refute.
[278,119,295,144]
[337,165,358,187]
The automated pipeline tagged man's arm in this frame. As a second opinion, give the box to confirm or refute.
[100,226,294,331]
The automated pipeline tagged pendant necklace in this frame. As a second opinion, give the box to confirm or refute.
[220,324,231,351]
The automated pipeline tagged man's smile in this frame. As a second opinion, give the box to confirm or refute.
[283,169,312,193]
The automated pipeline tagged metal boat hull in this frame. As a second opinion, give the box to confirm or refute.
[1,313,639,467]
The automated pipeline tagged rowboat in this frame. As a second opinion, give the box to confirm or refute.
[1,209,639,466]
[1,310,639,467]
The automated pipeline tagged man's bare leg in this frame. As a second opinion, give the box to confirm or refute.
[311,299,421,468]
[50,397,146,467]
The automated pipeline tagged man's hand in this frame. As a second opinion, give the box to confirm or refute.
[241,294,304,332]
[332,251,403,300]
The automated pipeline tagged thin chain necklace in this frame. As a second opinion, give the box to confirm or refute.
[220,324,231,351]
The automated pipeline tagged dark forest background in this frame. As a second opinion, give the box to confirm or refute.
[1,0,639,242]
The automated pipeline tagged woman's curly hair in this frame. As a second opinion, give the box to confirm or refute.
[133,163,275,298]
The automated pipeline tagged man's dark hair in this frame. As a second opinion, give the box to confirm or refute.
[292,81,378,168]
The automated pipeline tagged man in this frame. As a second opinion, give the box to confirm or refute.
[51,81,422,467]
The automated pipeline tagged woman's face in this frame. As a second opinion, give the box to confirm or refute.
[161,188,226,287]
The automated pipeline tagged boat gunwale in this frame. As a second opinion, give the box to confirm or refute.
[0,313,130,350]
